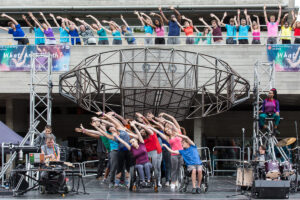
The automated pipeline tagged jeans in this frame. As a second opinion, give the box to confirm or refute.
[171,154,183,182]
[98,40,109,45]
[144,38,153,45]
[259,113,280,128]
[167,37,181,44]
[267,37,277,44]
[97,152,106,177]
[109,150,119,184]
[135,162,152,182]
[186,37,194,44]
[148,150,158,178]
[113,39,122,45]
[162,149,171,182]
[157,153,162,182]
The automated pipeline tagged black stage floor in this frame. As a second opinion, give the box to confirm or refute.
[2,176,300,199]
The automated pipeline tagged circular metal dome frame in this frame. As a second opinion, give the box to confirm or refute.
[59,48,250,120]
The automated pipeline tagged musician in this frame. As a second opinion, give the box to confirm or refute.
[35,125,56,147]
[259,88,280,135]
[255,145,271,179]
[40,135,65,188]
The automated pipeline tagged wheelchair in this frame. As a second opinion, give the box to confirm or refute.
[39,166,68,195]
[178,161,209,193]
[128,164,158,192]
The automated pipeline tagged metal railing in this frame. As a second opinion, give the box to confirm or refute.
[81,160,99,177]
[197,147,212,176]
[0,34,299,46]
[212,146,241,176]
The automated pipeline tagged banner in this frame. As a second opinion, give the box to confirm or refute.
[0,45,70,72]
[267,44,300,72]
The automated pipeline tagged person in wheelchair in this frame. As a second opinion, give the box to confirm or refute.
[40,135,66,193]
[259,88,280,135]
[162,134,203,194]
[114,121,153,187]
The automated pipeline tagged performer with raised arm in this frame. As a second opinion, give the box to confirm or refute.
[120,15,136,45]
[150,12,165,44]
[50,14,70,44]
[264,4,282,44]
[86,15,109,45]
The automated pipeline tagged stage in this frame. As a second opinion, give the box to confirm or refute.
[2,176,300,200]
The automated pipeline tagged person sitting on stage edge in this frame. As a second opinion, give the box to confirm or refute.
[35,125,56,147]
[40,135,65,188]
[162,134,203,194]
[259,88,280,135]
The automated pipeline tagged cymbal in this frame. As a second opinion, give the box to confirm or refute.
[276,137,296,147]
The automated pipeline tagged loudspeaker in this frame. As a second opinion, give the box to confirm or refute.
[252,180,290,199]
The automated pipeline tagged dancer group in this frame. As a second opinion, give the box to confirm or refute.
[75,111,203,194]
[1,4,300,45]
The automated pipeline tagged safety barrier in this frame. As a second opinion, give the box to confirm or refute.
[212,146,241,176]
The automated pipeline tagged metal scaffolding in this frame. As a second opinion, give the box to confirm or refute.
[253,61,287,161]
[0,53,52,186]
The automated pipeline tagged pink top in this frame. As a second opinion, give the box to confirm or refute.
[169,136,183,156]
[155,26,165,37]
[252,30,260,40]
[267,22,278,37]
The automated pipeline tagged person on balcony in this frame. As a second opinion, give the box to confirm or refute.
[264,4,282,44]
[280,11,296,44]
[22,14,45,45]
[50,14,70,45]
[248,15,261,44]
[237,9,250,44]
[120,15,136,45]
[174,15,194,44]
[134,11,155,45]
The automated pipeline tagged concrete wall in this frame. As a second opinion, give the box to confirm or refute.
[1,45,299,94]
[0,0,289,8]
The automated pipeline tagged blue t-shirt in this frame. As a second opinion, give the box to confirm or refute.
[225,24,237,40]
[144,25,153,34]
[97,28,108,41]
[168,20,180,36]
[108,132,119,151]
[8,24,25,41]
[179,145,202,166]
[34,27,45,45]
[112,30,122,40]
[115,130,130,151]
[59,27,69,43]
[69,29,81,45]
[238,25,250,40]
[122,27,136,43]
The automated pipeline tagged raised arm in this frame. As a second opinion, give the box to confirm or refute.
[264,4,269,24]
[150,12,164,26]
[210,13,222,27]
[40,12,51,28]
[292,10,297,29]
[114,135,131,150]
[130,121,144,143]
[176,134,195,146]
[22,15,34,30]
[134,11,145,26]
[61,18,69,33]
[0,27,8,31]
[234,16,238,28]
[110,20,121,32]
[100,113,125,130]
[28,12,44,32]
[162,144,179,154]
[159,6,169,23]
[140,13,154,24]
[248,15,253,32]
[86,15,101,28]
[159,112,180,129]
[277,4,282,24]
[49,13,60,28]
[101,20,113,33]
[170,6,181,22]
[220,12,227,27]
[120,15,130,28]
[138,122,169,142]
[237,9,241,27]
[253,15,260,29]
[182,15,193,26]
[281,13,288,26]
[1,13,18,25]
[174,18,184,31]
[91,123,115,140]
[75,18,96,32]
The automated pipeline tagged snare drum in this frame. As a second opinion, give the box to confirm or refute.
[265,160,280,179]
[280,161,294,177]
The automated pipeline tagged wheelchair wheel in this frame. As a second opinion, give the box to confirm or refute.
[39,185,46,194]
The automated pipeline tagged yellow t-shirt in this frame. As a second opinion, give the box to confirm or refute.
[281,26,292,40]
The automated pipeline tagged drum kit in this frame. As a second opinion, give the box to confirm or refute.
[236,137,299,190]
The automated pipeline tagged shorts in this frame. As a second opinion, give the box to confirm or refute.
[186,37,194,44]
[17,38,29,45]
[238,39,249,44]
[282,39,291,44]
[187,165,203,172]
[155,37,165,44]
[252,39,261,44]
[267,37,277,44]
[294,38,300,44]
[46,38,56,45]
[98,40,109,45]
[113,39,122,45]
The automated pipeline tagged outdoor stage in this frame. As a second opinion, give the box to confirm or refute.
[2,176,300,200]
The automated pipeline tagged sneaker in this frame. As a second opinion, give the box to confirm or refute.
[196,187,201,194]
[109,183,114,188]
[192,188,197,194]
[102,178,108,184]
[170,184,176,191]
[158,181,162,187]
[165,181,170,187]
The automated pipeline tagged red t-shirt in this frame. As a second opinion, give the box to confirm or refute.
[184,26,194,36]
[294,28,300,36]
[144,133,162,154]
